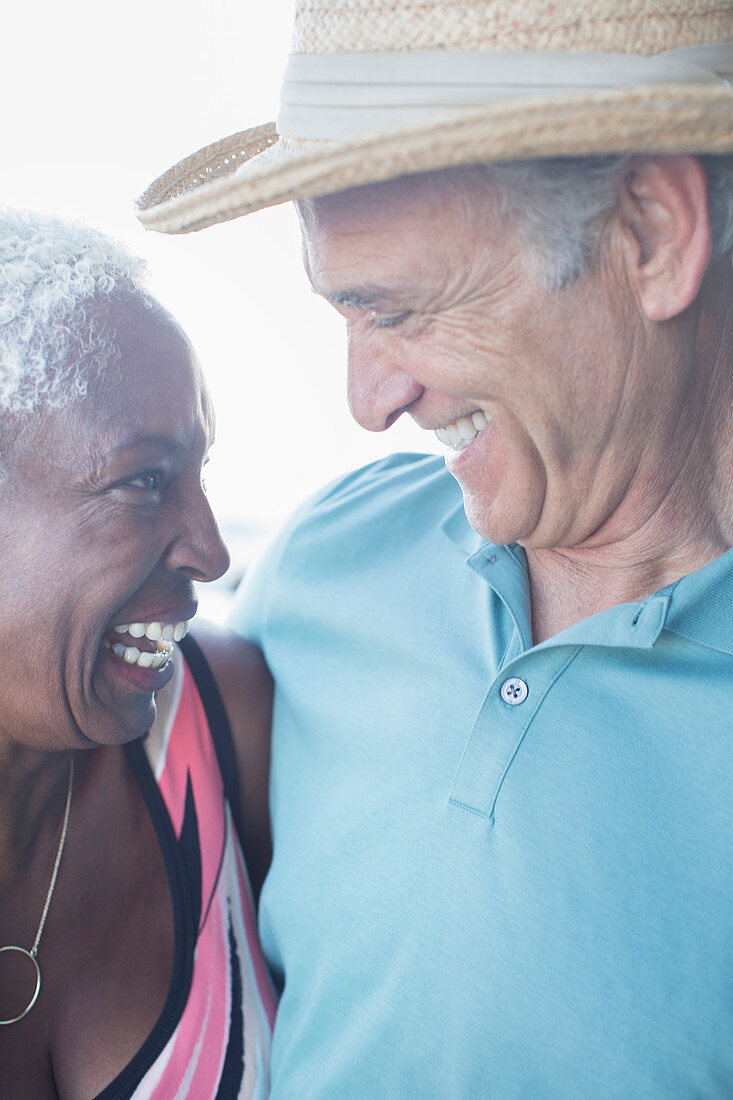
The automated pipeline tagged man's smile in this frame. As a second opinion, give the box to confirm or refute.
[433,409,490,450]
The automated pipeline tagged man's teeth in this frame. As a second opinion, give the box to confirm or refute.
[112,620,189,642]
[434,410,489,449]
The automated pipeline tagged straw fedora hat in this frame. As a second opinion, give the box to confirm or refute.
[136,0,733,235]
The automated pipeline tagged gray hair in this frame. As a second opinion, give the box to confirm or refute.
[459,153,733,289]
[0,210,148,423]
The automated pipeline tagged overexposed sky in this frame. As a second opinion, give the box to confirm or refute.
[2,0,440,529]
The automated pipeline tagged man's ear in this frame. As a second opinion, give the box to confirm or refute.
[617,155,711,322]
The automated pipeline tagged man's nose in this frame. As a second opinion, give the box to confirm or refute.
[346,328,424,432]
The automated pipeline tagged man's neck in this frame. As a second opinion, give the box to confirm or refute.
[527,536,728,644]
[526,448,732,642]
[529,389,731,640]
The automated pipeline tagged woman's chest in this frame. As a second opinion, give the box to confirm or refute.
[0,755,175,1099]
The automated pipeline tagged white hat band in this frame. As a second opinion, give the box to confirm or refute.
[278,42,733,140]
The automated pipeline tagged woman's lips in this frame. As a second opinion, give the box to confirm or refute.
[99,639,177,690]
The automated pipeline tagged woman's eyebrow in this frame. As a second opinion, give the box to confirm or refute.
[105,424,214,460]
[104,435,187,459]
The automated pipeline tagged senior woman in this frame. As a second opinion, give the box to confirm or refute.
[0,211,275,1098]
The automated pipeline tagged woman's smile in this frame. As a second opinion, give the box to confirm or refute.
[0,295,229,751]
[99,612,194,688]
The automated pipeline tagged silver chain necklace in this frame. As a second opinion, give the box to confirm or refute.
[0,754,74,1025]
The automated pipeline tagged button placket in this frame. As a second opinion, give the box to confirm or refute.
[448,646,582,820]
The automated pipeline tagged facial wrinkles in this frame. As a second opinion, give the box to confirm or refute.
[54,527,195,746]
[419,262,525,399]
[0,590,90,747]
[306,184,467,319]
[370,230,527,416]
[540,261,705,554]
[14,511,143,739]
[441,239,638,548]
[583,337,709,551]
[506,238,622,471]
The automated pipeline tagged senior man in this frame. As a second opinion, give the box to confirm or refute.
[138,0,733,1094]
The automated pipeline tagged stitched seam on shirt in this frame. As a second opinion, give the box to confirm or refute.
[664,624,733,657]
[448,688,493,807]
[447,796,491,819]
[496,628,520,671]
[487,645,583,818]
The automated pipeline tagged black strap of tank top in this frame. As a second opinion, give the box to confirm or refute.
[178,633,246,849]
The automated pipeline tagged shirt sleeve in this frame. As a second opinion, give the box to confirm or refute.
[228,453,441,648]
[227,484,331,648]
[228,523,289,649]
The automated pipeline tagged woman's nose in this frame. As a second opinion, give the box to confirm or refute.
[346,328,424,432]
[166,484,231,583]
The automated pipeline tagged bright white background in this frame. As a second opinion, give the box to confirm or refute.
[1,0,441,612]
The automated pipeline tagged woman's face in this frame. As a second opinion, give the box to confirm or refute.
[0,297,230,752]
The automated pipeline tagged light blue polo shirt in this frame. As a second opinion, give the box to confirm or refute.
[230,453,733,1099]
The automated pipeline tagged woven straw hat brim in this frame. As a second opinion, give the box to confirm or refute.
[137,83,733,234]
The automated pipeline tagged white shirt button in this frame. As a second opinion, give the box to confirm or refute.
[500,677,529,705]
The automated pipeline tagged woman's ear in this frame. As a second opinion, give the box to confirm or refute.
[617,155,712,322]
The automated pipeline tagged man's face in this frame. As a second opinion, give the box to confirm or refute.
[299,172,660,550]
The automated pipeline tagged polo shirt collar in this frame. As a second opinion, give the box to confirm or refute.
[664,546,733,656]
[439,500,485,557]
[440,499,733,655]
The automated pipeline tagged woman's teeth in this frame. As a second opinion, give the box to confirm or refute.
[105,640,173,668]
[112,620,189,642]
[434,410,489,449]
[103,620,190,669]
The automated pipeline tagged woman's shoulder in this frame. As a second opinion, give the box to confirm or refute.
[186,620,273,899]
[188,620,272,711]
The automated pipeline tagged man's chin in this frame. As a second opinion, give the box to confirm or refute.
[460,488,540,548]
[462,495,513,546]
[444,424,545,546]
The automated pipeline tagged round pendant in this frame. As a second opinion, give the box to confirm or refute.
[0,945,42,1025]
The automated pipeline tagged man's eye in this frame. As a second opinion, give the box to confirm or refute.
[127,471,163,492]
[372,311,414,330]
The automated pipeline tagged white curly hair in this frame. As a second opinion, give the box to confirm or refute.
[0,210,148,421]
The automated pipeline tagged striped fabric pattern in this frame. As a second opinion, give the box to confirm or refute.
[130,659,276,1099]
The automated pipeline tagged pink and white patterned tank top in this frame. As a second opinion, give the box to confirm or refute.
[95,636,276,1099]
